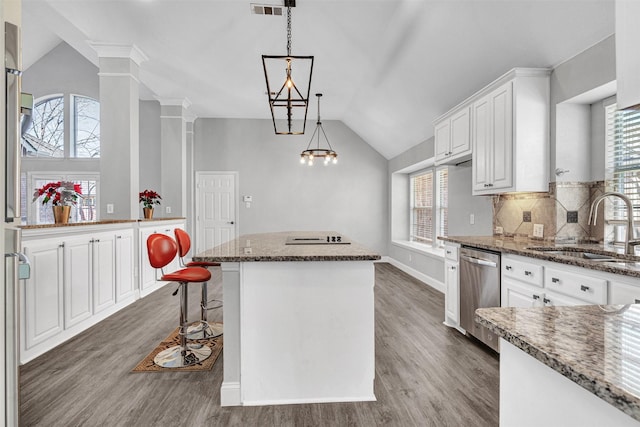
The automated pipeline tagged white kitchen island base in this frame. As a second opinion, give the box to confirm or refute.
[501,339,640,427]
[220,260,376,406]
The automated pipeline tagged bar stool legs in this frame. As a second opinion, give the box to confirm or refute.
[154,283,212,368]
[186,281,223,339]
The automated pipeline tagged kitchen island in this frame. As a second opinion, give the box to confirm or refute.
[476,304,640,427]
[193,231,380,406]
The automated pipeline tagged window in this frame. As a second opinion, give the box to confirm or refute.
[22,94,100,158]
[605,103,640,242]
[26,173,99,224]
[410,167,448,244]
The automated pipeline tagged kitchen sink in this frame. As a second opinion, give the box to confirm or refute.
[525,247,619,262]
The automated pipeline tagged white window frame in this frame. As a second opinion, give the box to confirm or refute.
[409,166,448,247]
[27,172,100,224]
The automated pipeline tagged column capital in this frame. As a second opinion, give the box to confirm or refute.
[155,97,192,110]
[88,42,148,65]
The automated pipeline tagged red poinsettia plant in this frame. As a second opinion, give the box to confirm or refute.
[139,189,162,209]
[32,181,82,206]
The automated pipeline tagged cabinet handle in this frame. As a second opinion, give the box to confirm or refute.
[543,297,551,304]
[552,277,560,283]
[116,235,122,239]
[89,239,94,243]
[533,294,540,300]
[488,183,494,187]
[451,266,456,271]
[524,271,532,276]
[59,243,65,248]
[635,299,640,304]
[95,239,100,242]
[446,250,452,255]
[580,285,590,292]
[505,265,512,271]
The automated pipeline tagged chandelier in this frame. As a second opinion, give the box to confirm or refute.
[300,93,338,166]
[262,0,314,135]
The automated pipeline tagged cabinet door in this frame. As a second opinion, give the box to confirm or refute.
[92,234,115,313]
[472,95,492,192]
[501,279,543,308]
[115,230,135,302]
[543,290,588,307]
[139,227,159,291]
[450,106,471,156]
[489,82,513,190]
[609,280,640,305]
[22,239,64,350]
[434,119,451,164]
[444,259,459,324]
[64,237,93,328]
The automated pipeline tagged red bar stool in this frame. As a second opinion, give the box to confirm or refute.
[147,233,212,368]
[174,228,223,339]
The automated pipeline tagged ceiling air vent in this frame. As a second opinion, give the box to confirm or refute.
[250,3,284,16]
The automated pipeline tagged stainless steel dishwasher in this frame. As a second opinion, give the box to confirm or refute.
[459,246,501,352]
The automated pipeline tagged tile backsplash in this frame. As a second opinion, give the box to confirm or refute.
[492,181,605,242]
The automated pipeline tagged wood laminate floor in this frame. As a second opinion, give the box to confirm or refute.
[20,263,499,426]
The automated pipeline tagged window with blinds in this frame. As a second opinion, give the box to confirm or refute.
[605,103,640,241]
[410,168,448,244]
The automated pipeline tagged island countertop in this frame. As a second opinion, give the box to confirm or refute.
[193,231,381,262]
[476,304,640,423]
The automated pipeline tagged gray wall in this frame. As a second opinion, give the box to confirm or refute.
[139,100,162,195]
[551,35,616,183]
[447,162,493,236]
[193,118,389,254]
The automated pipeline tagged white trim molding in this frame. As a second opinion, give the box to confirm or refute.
[380,256,445,294]
[88,42,148,65]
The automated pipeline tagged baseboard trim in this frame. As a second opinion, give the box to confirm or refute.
[241,394,377,407]
[381,256,445,294]
[220,382,241,407]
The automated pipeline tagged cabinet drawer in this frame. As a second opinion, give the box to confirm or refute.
[543,290,591,307]
[609,280,640,305]
[445,245,458,261]
[545,267,607,304]
[502,258,543,288]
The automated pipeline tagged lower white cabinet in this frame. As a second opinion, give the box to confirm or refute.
[22,238,64,351]
[21,225,136,363]
[609,279,640,305]
[502,278,543,308]
[444,258,459,324]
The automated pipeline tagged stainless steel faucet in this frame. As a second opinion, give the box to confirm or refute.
[588,192,640,255]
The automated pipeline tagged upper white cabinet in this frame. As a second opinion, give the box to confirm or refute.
[435,106,472,165]
[472,69,550,195]
[615,0,640,109]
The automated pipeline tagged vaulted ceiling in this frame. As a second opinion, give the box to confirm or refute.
[22,0,615,159]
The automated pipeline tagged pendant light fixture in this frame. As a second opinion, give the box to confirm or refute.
[262,0,314,135]
[300,93,338,166]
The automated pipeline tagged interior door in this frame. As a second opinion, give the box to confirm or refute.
[195,172,237,254]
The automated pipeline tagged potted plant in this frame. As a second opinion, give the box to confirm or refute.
[139,189,162,219]
[32,181,83,224]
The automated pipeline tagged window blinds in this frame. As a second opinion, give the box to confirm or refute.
[411,171,433,243]
[606,103,640,222]
[438,168,449,238]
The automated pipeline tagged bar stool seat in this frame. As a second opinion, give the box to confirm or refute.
[147,233,212,368]
[175,228,223,339]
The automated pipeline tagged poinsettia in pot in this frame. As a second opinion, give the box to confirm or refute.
[139,189,161,219]
[32,181,83,224]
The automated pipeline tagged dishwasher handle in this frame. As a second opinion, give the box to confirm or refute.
[460,254,497,268]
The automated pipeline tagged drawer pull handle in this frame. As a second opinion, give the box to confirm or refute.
[543,298,551,304]
[552,277,560,283]
[451,266,456,271]
[580,285,590,292]
[524,271,532,276]
[635,299,640,304]
[446,251,451,255]
[505,266,512,271]
[533,294,540,300]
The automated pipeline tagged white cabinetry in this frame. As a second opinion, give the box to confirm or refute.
[609,278,640,305]
[22,238,64,351]
[615,0,640,110]
[434,106,472,165]
[21,224,137,363]
[443,243,461,329]
[472,69,550,195]
[502,255,544,308]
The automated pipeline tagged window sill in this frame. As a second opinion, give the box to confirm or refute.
[391,240,445,260]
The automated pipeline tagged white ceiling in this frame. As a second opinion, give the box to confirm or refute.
[21,0,615,159]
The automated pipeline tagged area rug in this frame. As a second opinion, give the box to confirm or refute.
[132,323,223,372]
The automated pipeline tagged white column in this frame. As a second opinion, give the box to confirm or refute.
[157,98,191,218]
[185,113,197,234]
[90,43,147,220]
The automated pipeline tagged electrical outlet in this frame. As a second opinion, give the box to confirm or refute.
[469,213,475,225]
[106,204,114,214]
[495,226,503,235]
[533,223,544,238]
[166,206,172,214]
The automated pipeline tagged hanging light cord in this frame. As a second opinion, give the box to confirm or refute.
[286,6,292,56]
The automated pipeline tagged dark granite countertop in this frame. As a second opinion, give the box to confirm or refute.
[439,235,640,278]
[193,231,381,262]
[476,304,640,422]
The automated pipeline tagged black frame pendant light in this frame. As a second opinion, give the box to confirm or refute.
[262,0,314,135]
[300,93,338,166]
